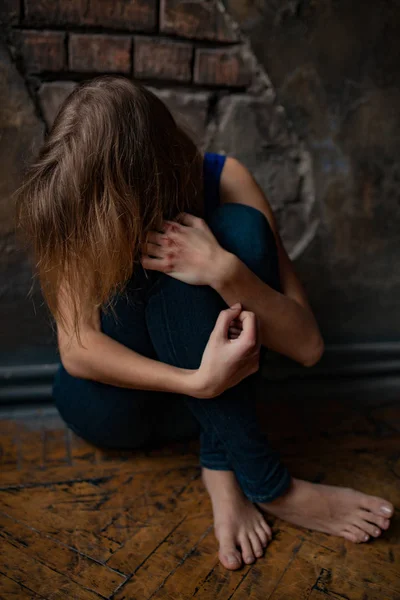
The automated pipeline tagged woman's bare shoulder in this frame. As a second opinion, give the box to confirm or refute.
[219,157,277,234]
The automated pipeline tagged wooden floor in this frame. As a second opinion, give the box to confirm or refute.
[0,389,399,599]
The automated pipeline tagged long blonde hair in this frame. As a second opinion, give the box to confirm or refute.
[15,75,203,334]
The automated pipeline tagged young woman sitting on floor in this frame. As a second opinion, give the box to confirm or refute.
[16,76,393,571]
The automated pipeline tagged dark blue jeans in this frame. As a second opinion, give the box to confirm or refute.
[54,203,291,502]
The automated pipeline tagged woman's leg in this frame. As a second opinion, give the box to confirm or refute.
[53,269,199,449]
[145,203,290,569]
[146,203,291,503]
[145,202,395,562]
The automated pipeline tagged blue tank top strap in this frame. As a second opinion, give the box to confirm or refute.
[202,152,227,220]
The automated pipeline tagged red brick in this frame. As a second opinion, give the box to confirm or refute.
[134,37,193,82]
[14,30,66,73]
[24,0,156,31]
[69,34,131,73]
[160,0,238,41]
[193,46,251,87]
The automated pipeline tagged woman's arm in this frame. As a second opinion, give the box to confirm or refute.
[140,158,323,366]
[213,256,322,366]
[57,281,260,399]
[57,281,196,394]
[60,324,200,395]
[141,164,323,366]
[215,157,324,366]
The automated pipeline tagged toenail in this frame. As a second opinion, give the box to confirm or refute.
[364,534,369,542]
[380,505,392,516]
[227,555,238,566]
[245,556,254,564]
[374,528,380,536]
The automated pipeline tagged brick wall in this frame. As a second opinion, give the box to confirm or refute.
[7,0,253,132]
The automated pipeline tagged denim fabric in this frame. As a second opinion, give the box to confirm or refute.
[53,202,291,503]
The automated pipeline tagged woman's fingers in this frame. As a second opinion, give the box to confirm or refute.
[176,213,202,228]
[143,230,176,258]
[162,220,185,234]
[144,242,164,258]
[160,213,206,234]
[237,311,258,348]
[229,327,242,336]
[146,231,166,245]
[141,255,168,272]
[229,318,243,339]
[213,304,242,340]
[164,213,207,231]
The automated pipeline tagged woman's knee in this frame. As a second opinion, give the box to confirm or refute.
[209,203,280,291]
[53,368,154,449]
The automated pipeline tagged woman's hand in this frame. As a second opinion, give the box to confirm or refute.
[141,213,232,287]
[191,303,260,399]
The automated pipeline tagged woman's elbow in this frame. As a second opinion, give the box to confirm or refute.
[301,334,325,368]
[60,348,90,379]
[58,327,96,379]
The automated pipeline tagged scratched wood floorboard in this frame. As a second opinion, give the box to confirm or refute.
[0,393,399,600]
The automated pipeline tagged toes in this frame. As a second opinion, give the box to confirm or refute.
[360,495,394,518]
[343,525,370,544]
[239,534,256,565]
[260,519,273,539]
[353,518,381,539]
[219,551,242,570]
[358,510,390,531]
[255,525,269,548]
[342,530,358,544]
[218,534,242,571]
[249,531,264,558]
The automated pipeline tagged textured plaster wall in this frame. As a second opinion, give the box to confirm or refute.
[226,0,400,342]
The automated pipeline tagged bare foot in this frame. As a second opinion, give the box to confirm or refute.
[202,468,272,570]
[259,478,394,543]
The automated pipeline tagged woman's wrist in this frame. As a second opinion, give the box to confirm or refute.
[178,367,220,399]
[181,369,211,399]
[208,250,240,291]
[170,366,209,398]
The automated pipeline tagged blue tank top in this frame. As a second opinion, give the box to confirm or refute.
[203,152,226,218]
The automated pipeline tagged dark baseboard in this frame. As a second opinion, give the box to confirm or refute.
[1,342,400,405]
[0,363,56,404]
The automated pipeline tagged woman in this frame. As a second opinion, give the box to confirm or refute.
[16,76,393,571]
